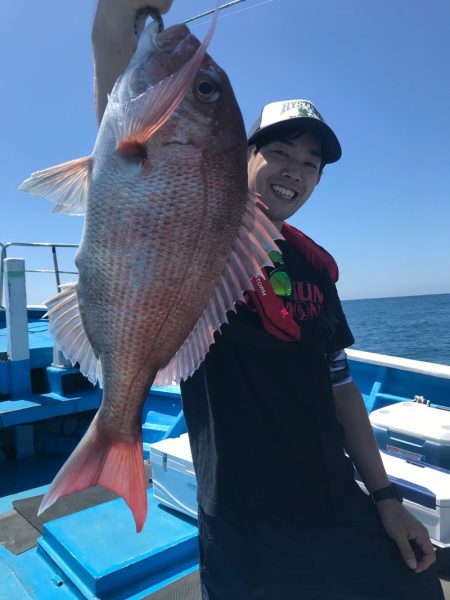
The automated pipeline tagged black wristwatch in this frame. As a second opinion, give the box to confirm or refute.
[371,483,403,504]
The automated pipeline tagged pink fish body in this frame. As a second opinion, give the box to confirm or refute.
[19,19,279,531]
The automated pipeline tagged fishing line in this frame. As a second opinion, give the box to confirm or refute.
[207,0,274,23]
[135,0,274,34]
[184,0,249,24]
[184,0,274,25]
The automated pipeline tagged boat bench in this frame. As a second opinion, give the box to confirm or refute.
[0,365,101,458]
[0,390,101,429]
[0,381,184,459]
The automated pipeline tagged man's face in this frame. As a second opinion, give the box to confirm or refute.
[247,131,322,228]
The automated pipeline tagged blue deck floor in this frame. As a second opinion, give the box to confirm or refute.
[40,490,199,599]
[0,451,199,599]
[0,318,51,352]
[1,493,199,600]
[0,318,53,369]
[0,452,66,514]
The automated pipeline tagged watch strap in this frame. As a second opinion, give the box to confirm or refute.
[371,483,403,504]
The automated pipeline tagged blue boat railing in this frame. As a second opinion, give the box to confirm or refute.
[0,241,79,309]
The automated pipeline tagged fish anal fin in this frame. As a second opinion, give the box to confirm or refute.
[38,419,148,533]
[44,282,103,387]
[19,156,91,216]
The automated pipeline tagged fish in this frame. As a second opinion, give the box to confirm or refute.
[19,16,280,532]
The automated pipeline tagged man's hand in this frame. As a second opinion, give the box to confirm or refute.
[94,1,174,40]
[98,0,174,20]
[92,0,174,123]
[376,499,436,573]
[130,0,174,12]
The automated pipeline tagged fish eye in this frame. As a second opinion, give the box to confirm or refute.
[194,77,221,103]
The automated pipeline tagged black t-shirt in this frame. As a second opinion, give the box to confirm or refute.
[181,239,358,522]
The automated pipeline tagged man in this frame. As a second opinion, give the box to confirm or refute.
[93,2,444,598]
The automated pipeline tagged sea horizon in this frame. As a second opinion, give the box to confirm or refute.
[342,291,450,303]
[342,293,450,366]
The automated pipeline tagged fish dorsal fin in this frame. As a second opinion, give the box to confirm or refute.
[44,282,103,386]
[18,156,91,216]
[112,11,217,147]
[154,193,281,386]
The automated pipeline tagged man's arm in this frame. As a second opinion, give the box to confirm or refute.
[92,0,173,123]
[333,381,436,574]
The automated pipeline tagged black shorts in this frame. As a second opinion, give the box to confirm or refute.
[198,493,444,600]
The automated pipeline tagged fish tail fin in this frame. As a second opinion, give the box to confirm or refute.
[38,418,147,532]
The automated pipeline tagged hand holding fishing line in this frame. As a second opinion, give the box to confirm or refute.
[105,0,173,18]
[130,0,173,11]
[94,0,173,36]
[131,0,174,35]
[93,0,173,121]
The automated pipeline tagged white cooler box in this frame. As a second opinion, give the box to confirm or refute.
[149,433,198,519]
[370,402,450,468]
[357,451,450,547]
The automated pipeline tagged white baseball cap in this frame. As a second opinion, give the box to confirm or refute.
[247,99,342,164]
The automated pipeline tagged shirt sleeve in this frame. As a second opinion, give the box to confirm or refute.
[322,282,355,353]
[326,349,353,387]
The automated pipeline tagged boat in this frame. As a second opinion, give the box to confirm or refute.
[1,243,450,599]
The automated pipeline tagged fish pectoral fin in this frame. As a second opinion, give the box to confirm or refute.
[45,282,103,387]
[111,10,217,147]
[154,192,282,386]
[18,156,91,215]
[38,417,148,533]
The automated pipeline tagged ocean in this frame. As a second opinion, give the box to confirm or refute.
[342,293,450,366]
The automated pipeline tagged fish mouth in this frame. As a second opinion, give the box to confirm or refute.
[155,24,191,53]
[162,140,190,146]
[270,184,298,201]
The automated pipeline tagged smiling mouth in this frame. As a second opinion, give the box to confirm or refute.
[271,184,298,201]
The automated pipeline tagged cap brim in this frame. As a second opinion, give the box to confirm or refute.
[248,117,342,164]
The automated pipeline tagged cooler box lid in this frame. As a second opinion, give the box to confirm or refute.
[149,433,193,470]
[379,451,450,508]
[370,402,450,444]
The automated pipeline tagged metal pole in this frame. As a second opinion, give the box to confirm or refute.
[49,247,72,368]
[51,245,62,292]
[0,243,6,308]
[52,346,72,369]
[4,258,31,396]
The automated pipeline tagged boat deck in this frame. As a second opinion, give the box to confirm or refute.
[0,452,201,599]
[1,451,450,598]
[0,313,53,369]
[2,304,450,597]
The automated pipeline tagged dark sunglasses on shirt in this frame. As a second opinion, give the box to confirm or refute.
[268,250,292,297]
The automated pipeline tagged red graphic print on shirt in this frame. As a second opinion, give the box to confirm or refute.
[284,281,324,321]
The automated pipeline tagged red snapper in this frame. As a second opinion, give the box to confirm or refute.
[19,18,279,532]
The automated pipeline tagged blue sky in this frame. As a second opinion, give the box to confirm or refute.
[1,0,449,303]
